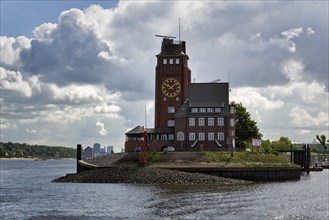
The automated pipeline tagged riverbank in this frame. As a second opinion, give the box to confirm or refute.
[53,167,251,184]
[54,152,301,183]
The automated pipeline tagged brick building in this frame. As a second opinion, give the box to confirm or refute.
[125,37,235,152]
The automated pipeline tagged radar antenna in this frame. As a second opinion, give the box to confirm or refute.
[155,34,176,39]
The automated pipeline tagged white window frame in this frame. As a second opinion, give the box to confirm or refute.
[215,107,221,113]
[207,108,214,113]
[218,132,224,140]
[191,108,198,113]
[189,118,195,126]
[198,118,205,126]
[168,106,175,113]
[176,58,180,64]
[208,118,214,126]
[189,133,195,141]
[163,58,167,64]
[208,132,214,141]
[199,108,206,113]
[167,120,175,127]
[218,118,224,126]
[230,118,235,126]
[168,134,174,140]
[199,132,205,141]
[169,58,174,64]
[177,132,184,141]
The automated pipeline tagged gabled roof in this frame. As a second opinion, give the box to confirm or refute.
[175,82,230,117]
[188,83,229,107]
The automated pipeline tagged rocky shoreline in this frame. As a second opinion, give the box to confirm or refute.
[53,167,251,185]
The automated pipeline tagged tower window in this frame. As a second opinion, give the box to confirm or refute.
[167,120,175,127]
[168,107,175,113]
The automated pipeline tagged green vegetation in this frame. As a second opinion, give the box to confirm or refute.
[232,102,262,148]
[202,151,293,167]
[316,134,328,152]
[147,152,162,162]
[0,142,76,159]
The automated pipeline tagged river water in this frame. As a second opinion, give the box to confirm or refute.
[0,159,328,220]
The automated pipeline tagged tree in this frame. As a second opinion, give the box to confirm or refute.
[271,137,292,150]
[232,102,262,148]
[316,134,328,152]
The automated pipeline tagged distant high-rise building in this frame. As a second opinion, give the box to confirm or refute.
[84,146,93,159]
[93,143,101,156]
[107,146,114,153]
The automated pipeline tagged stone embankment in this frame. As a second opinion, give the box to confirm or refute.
[53,167,251,185]
[85,153,126,167]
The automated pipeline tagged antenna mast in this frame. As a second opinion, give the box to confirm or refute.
[179,17,181,42]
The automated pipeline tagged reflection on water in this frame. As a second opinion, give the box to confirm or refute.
[0,160,328,220]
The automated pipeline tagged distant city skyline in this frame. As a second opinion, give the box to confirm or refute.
[1,1,328,152]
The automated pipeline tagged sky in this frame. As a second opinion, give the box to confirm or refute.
[1,0,328,152]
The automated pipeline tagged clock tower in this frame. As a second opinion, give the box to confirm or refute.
[154,37,191,130]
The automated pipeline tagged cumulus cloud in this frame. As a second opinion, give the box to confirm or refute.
[96,122,108,136]
[0,1,328,149]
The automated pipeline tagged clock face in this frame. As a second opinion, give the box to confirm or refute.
[162,78,181,97]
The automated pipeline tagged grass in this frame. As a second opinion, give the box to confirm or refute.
[202,151,295,167]
[147,152,162,162]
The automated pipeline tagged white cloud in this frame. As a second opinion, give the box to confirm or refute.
[0,1,327,149]
[281,27,303,40]
[96,121,108,136]
[0,67,34,97]
[26,128,37,133]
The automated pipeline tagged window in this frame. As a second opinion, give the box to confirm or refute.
[163,97,167,101]
[218,132,224,140]
[198,118,205,126]
[168,134,174,140]
[215,107,221,113]
[189,118,195,126]
[161,134,167,140]
[168,107,175,113]
[191,108,198,113]
[189,133,195,141]
[208,118,214,126]
[230,118,235,126]
[176,58,180,64]
[199,133,205,141]
[163,59,167,64]
[218,118,224,126]
[176,97,179,101]
[177,132,184,141]
[230,130,235,137]
[199,108,206,113]
[208,132,214,141]
[230,106,235,114]
[169,58,174,64]
[167,120,175,127]
[207,108,214,113]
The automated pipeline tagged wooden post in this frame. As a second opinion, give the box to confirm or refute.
[77,144,82,173]
[306,144,310,174]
